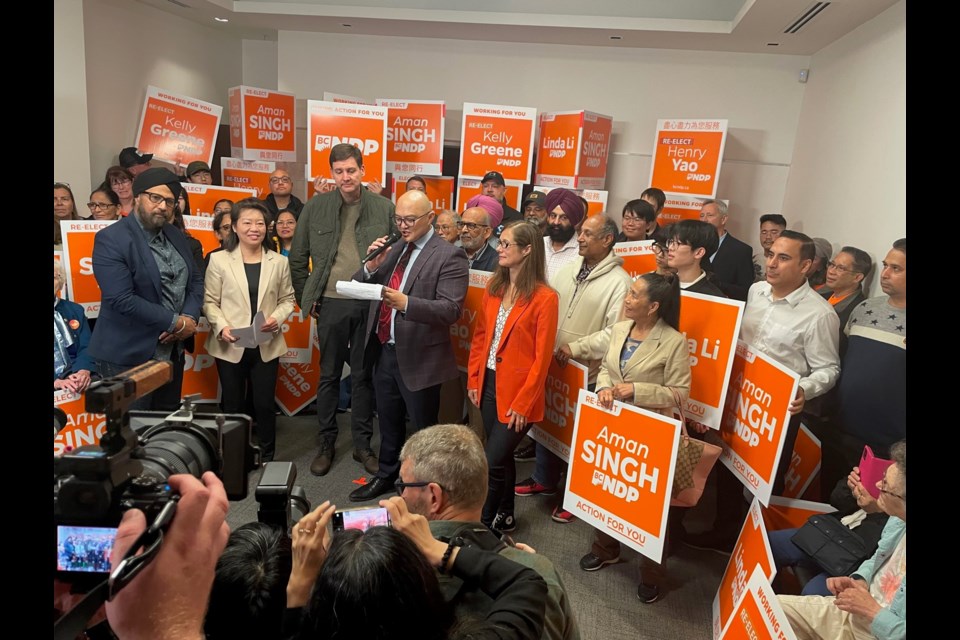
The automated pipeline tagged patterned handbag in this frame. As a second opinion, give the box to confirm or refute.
[670,388,722,507]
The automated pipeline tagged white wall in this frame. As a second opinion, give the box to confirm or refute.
[277,32,812,250]
[80,0,242,196]
[783,1,905,296]
[55,0,92,197]
[243,39,279,89]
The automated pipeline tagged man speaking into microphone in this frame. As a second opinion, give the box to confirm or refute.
[349,189,468,501]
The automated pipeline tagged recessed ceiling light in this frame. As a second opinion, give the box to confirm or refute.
[766,42,780,46]
[610,35,622,40]
[214,17,229,23]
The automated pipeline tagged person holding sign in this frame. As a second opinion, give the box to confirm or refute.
[203,198,295,462]
[778,440,906,640]
[616,199,657,243]
[54,183,80,247]
[578,272,691,605]
[468,221,559,533]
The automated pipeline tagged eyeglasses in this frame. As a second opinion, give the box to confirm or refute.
[827,261,860,274]
[276,220,296,227]
[394,479,442,495]
[111,178,132,187]
[666,239,689,250]
[879,477,904,501]
[269,176,292,184]
[87,202,117,211]
[622,214,643,224]
[456,221,489,232]
[650,243,666,256]
[141,191,177,208]
[436,225,455,232]
[394,211,432,227]
[497,239,526,250]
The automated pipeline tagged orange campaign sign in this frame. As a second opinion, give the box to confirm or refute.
[280,303,314,364]
[221,158,275,199]
[377,99,445,175]
[393,174,455,213]
[183,215,218,257]
[456,178,523,212]
[658,194,712,226]
[719,341,801,506]
[54,390,106,456]
[323,92,375,105]
[534,185,609,218]
[782,423,821,500]
[534,111,613,190]
[181,183,257,218]
[712,498,777,640]
[459,102,537,182]
[228,85,296,162]
[613,240,658,279]
[679,291,745,430]
[275,338,322,416]
[61,219,117,317]
[181,317,220,402]
[135,85,223,167]
[451,270,490,373]
[529,359,588,462]
[563,389,681,563]
[649,119,728,199]
[307,100,388,187]
[761,496,836,533]
[720,567,799,640]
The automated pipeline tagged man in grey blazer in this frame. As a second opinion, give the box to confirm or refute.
[349,190,469,501]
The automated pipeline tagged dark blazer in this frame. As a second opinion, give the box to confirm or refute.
[709,232,755,301]
[55,297,95,377]
[358,232,469,391]
[468,242,499,273]
[88,214,204,367]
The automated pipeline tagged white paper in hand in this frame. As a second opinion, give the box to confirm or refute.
[336,280,384,301]
[231,311,270,348]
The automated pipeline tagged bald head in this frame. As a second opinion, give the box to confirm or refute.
[395,189,435,242]
[396,189,432,215]
[459,206,494,254]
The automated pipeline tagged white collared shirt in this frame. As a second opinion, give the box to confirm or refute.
[544,235,580,285]
[740,280,841,399]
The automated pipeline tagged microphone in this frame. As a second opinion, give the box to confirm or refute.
[362,230,402,264]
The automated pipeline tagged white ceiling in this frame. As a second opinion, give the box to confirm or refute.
[141,0,899,55]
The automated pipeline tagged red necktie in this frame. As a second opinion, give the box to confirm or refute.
[377,243,415,344]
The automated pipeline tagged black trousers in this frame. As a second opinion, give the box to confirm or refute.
[216,349,279,459]
[371,342,440,479]
[315,298,375,450]
[480,369,532,525]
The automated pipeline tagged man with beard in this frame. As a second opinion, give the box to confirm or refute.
[480,171,522,235]
[88,168,204,410]
[542,188,585,284]
[460,195,503,272]
[522,191,548,235]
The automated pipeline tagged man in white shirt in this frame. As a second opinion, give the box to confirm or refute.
[542,188,585,284]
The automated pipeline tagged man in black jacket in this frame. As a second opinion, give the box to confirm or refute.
[700,199,755,301]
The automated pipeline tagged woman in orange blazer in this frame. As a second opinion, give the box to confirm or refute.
[467,221,559,532]
[204,198,295,462]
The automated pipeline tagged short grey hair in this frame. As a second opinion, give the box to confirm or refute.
[701,199,728,217]
[399,424,488,510]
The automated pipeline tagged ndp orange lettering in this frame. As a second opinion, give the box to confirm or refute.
[658,194,707,226]
[136,85,222,167]
[276,344,322,416]
[229,86,296,161]
[679,292,745,430]
[781,423,821,500]
[713,498,776,640]
[394,175,455,213]
[613,241,658,279]
[459,103,536,183]
[564,389,680,563]
[719,342,799,506]
[378,100,445,175]
[54,390,107,456]
[307,101,387,186]
[529,359,587,462]
[577,112,613,189]
[649,119,728,199]
[451,271,489,372]
[182,318,220,402]
[535,112,581,188]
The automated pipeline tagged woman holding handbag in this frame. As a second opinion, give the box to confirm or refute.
[467,221,559,534]
[577,272,691,604]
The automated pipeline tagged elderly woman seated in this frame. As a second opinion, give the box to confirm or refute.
[54,262,95,393]
[778,440,905,640]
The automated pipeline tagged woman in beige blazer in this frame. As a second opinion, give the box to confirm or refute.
[204,198,295,462]
[578,272,692,605]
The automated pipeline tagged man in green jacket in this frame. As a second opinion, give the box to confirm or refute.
[289,143,396,477]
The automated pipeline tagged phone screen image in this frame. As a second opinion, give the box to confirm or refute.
[335,507,391,532]
[57,525,116,573]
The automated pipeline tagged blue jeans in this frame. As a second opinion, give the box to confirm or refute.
[768,528,830,596]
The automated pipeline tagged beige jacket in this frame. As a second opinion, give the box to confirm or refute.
[596,318,691,413]
[554,251,633,384]
[203,248,296,364]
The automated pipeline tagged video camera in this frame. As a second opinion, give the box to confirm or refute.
[54,361,260,577]
[255,462,311,535]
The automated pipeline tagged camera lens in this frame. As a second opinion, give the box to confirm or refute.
[290,486,310,524]
[137,425,218,484]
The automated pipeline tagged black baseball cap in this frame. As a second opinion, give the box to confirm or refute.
[481,171,505,186]
[522,191,547,210]
[119,147,153,169]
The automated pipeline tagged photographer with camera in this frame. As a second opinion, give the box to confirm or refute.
[105,471,229,640]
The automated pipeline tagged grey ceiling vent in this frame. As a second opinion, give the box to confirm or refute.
[784,2,831,34]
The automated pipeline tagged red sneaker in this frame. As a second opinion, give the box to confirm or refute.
[551,506,576,523]
[514,477,556,497]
